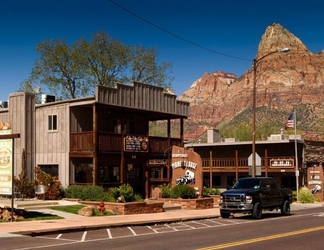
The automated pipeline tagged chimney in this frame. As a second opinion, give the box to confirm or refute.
[207,128,220,143]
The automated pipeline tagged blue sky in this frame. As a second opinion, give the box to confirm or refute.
[1,0,324,102]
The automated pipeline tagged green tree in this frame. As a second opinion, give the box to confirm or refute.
[19,32,174,100]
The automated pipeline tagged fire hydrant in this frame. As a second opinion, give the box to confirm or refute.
[98,200,106,214]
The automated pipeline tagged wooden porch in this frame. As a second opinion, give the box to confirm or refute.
[70,132,182,154]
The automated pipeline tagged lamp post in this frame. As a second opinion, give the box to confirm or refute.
[251,47,290,177]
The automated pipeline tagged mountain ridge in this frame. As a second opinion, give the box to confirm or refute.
[178,23,324,142]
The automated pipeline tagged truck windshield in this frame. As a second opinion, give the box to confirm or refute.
[232,179,261,189]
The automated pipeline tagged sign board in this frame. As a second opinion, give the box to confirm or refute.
[270,159,294,168]
[248,153,261,166]
[124,135,148,152]
[0,129,13,195]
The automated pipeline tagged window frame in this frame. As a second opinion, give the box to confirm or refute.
[48,114,58,131]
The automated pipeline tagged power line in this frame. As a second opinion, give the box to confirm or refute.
[109,0,252,62]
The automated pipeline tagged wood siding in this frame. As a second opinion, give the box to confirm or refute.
[95,82,189,117]
[35,103,70,185]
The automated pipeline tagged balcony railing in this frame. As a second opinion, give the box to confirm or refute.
[70,132,182,154]
[202,157,297,171]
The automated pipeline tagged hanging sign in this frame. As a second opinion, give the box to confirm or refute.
[0,127,13,195]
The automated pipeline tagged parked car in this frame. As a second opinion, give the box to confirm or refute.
[219,177,292,219]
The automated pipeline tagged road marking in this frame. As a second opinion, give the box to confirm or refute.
[80,231,87,242]
[56,234,62,239]
[147,225,158,233]
[196,225,324,250]
[191,221,212,227]
[166,224,178,231]
[180,222,196,229]
[107,229,112,238]
[128,227,137,236]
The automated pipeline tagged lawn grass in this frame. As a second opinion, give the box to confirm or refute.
[0,209,63,222]
[0,204,114,222]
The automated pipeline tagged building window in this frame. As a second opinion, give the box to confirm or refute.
[48,115,57,131]
[98,164,120,183]
[38,165,58,177]
[75,163,93,184]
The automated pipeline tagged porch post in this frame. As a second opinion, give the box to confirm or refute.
[235,148,239,181]
[180,118,184,147]
[120,116,125,183]
[265,147,268,177]
[92,103,98,186]
[209,147,213,188]
[167,118,171,180]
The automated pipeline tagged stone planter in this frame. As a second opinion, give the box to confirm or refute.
[159,197,214,210]
[79,200,164,215]
[206,195,220,205]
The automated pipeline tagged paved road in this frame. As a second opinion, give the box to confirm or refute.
[2,206,324,250]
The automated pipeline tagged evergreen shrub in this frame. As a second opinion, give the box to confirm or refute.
[298,186,315,203]
[159,184,172,198]
[170,185,197,199]
[203,187,220,196]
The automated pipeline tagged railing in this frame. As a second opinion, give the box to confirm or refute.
[202,157,296,171]
[70,132,182,154]
[70,132,93,151]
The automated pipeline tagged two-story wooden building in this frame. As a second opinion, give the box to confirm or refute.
[185,129,306,191]
[0,82,189,198]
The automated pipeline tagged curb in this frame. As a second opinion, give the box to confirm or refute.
[14,214,220,236]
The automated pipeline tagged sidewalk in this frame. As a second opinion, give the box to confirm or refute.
[0,199,220,237]
[0,199,323,238]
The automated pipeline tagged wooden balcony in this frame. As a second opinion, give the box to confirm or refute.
[70,132,182,154]
[202,157,298,172]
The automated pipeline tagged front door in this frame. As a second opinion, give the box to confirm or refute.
[125,163,145,198]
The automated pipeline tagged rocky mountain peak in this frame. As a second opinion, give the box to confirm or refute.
[256,23,310,59]
[179,23,324,142]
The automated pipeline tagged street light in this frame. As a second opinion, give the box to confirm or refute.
[251,47,290,177]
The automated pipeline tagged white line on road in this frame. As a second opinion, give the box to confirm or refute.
[107,229,112,238]
[147,225,158,233]
[80,231,87,242]
[128,227,137,236]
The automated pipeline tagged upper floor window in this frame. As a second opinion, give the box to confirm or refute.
[112,118,134,134]
[48,115,57,131]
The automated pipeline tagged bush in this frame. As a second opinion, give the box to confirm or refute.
[133,193,144,202]
[14,167,63,200]
[298,187,315,203]
[34,167,62,200]
[64,185,105,201]
[14,177,34,198]
[81,185,105,201]
[203,187,220,196]
[107,187,120,201]
[64,185,84,199]
[160,184,172,198]
[170,185,197,199]
[292,190,297,202]
[118,184,134,202]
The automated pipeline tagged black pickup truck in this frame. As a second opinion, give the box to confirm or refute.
[219,177,292,219]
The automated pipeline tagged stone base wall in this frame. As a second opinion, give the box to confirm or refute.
[79,201,164,215]
[159,197,214,209]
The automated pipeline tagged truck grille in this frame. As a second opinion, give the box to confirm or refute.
[224,194,244,202]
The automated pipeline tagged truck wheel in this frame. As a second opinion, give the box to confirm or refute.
[252,202,262,219]
[220,211,230,218]
[281,200,290,216]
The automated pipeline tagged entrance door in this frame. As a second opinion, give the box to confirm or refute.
[126,163,145,197]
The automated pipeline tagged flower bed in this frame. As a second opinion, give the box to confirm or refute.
[159,197,214,210]
[79,200,164,215]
